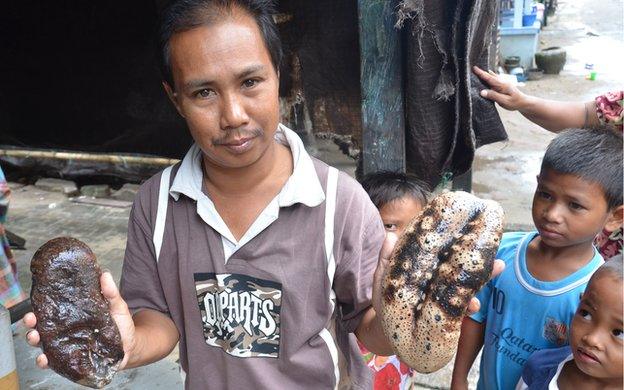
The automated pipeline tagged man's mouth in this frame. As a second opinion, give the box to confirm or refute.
[219,136,255,154]
[223,137,252,146]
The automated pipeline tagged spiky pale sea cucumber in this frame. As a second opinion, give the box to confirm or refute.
[381,191,504,373]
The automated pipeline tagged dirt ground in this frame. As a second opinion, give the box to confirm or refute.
[6,0,623,388]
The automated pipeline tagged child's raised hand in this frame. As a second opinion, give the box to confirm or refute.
[473,66,528,112]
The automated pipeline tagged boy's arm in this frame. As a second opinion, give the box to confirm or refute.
[472,66,599,132]
[451,317,486,390]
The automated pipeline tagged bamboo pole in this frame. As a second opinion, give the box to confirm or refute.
[0,148,180,166]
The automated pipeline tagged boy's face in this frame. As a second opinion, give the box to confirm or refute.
[569,273,623,382]
[379,195,424,236]
[532,169,622,248]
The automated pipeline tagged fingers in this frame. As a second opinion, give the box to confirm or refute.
[379,232,399,263]
[26,328,41,346]
[465,260,504,315]
[472,66,499,87]
[479,88,508,104]
[372,232,399,313]
[23,312,37,328]
[467,297,481,314]
[36,354,49,369]
[101,272,129,316]
[491,259,505,279]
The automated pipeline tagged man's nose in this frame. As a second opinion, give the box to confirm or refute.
[220,93,250,130]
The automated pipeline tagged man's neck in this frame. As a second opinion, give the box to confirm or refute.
[201,140,292,196]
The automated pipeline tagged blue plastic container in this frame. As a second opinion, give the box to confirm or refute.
[522,13,537,27]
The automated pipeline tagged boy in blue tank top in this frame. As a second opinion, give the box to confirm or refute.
[451,127,623,390]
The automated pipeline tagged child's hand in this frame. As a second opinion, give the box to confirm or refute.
[473,66,528,112]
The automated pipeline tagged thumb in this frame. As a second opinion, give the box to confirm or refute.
[480,89,509,105]
[101,271,128,315]
[380,232,399,263]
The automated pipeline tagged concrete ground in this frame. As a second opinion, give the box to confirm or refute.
[6,0,623,388]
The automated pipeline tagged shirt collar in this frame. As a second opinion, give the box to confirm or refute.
[169,123,325,208]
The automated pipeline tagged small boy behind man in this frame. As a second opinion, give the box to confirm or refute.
[359,171,429,388]
[517,256,623,389]
[451,127,623,390]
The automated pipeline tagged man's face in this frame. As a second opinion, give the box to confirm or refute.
[165,11,280,169]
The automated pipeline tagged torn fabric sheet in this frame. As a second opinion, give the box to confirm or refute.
[399,0,507,188]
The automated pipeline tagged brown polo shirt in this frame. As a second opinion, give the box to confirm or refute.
[120,126,384,389]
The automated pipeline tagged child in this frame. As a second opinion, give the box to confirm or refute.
[451,127,623,390]
[359,171,430,389]
[516,257,623,389]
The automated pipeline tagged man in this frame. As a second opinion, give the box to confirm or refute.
[24,1,500,388]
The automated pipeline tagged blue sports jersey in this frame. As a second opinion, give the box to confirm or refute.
[470,232,603,390]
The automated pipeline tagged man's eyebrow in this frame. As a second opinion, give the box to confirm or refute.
[183,79,214,90]
[182,65,266,91]
[237,64,266,79]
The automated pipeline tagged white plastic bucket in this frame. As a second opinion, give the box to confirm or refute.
[0,304,19,390]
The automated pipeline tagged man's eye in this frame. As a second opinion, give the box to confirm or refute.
[578,309,592,320]
[613,329,624,340]
[197,89,215,98]
[384,224,397,232]
[243,79,258,88]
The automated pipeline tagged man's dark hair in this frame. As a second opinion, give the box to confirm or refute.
[360,171,430,209]
[158,0,283,86]
[541,127,623,209]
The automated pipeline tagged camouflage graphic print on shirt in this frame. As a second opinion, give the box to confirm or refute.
[195,273,282,358]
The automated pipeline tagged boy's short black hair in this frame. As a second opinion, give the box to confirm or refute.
[158,0,283,86]
[360,171,430,209]
[592,255,623,282]
[541,127,623,209]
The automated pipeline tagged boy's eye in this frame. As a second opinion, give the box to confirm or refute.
[569,202,585,210]
[537,191,552,200]
[578,309,592,320]
[384,223,398,232]
[613,329,624,340]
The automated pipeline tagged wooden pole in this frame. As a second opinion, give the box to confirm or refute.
[0,148,179,167]
[358,0,406,175]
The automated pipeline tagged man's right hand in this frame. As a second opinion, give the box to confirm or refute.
[23,271,137,370]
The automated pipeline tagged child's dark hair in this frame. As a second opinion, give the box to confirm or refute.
[360,171,430,209]
[541,127,623,209]
[592,255,623,282]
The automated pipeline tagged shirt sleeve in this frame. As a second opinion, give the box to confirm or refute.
[332,176,385,333]
[595,90,623,131]
[119,189,170,315]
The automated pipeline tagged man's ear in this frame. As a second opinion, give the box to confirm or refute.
[162,81,185,118]
[604,205,624,232]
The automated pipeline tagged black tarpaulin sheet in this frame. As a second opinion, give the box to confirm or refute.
[398,0,507,188]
